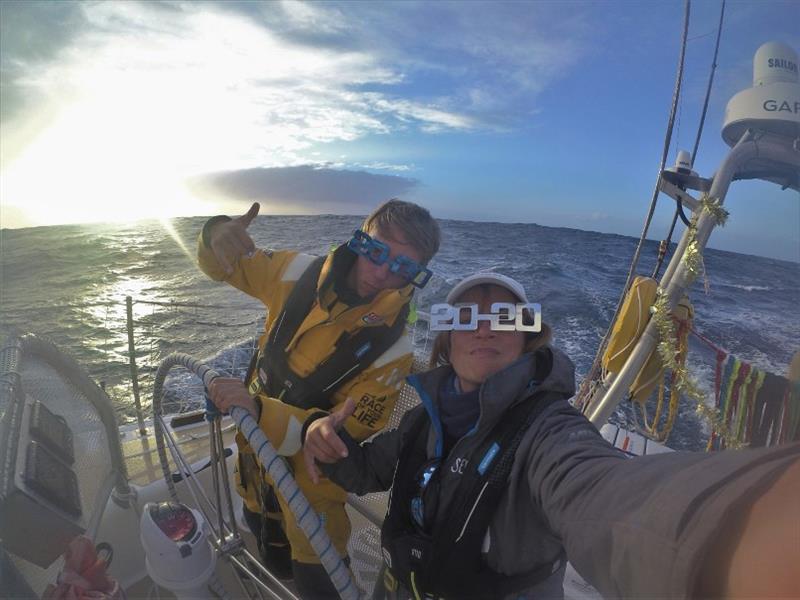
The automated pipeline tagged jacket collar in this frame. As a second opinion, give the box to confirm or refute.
[407,346,576,449]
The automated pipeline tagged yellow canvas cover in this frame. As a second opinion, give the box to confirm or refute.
[602,276,658,374]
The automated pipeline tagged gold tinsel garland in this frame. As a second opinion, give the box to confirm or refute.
[699,194,730,226]
[649,195,742,449]
[683,196,729,293]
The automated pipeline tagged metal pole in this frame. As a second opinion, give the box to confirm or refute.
[209,419,226,544]
[586,131,799,426]
[126,295,147,435]
[215,419,240,539]
[658,130,752,289]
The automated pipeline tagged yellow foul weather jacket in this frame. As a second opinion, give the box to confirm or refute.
[197,229,414,562]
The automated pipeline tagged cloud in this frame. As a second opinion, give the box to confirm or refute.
[190,165,418,213]
[5,1,516,176]
[1,1,593,138]
[0,0,595,222]
[0,1,87,122]
[291,1,593,126]
[348,162,414,173]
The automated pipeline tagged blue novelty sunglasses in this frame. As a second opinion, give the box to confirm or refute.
[346,229,432,288]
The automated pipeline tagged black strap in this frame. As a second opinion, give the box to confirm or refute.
[257,250,409,410]
[426,389,564,598]
[268,256,326,355]
[243,345,260,386]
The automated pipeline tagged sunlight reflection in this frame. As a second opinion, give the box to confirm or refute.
[159,217,194,263]
[82,276,161,333]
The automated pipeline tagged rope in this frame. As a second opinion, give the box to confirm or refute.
[722,359,741,433]
[685,322,725,354]
[707,360,772,451]
[134,299,260,310]
[780,382,800,443]
[577,0,692,409]
[652,210,680,279]
[732,363,752,440]
[707,352,731,450]
[634,317,689,442]
[652,0,726,280]
[690,0,726,167]
[744,370,764,441]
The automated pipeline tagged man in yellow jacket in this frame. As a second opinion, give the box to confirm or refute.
[199,199,440,598]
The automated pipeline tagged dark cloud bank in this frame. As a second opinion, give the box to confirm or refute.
[191,165,418,212]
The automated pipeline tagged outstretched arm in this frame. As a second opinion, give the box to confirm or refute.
[517,399,800,598]
[209,377,337,458]
[197,203,306,306]
[696,458,800,598]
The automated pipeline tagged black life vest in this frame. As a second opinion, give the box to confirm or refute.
[249,250,409,410]
[381,376,565,599]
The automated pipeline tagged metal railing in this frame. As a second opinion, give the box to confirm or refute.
[64,295,265,435]
[113,296,432,437]
[123,296,263,434]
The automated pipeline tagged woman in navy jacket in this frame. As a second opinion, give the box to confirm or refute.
[303,272,800,599]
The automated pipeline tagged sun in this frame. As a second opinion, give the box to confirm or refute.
[0,90,220,228]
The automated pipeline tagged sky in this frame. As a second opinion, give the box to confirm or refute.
[1,0,798,261]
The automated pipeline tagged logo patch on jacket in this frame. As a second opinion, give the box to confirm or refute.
[354,393,387,427]
[361,312,384,325]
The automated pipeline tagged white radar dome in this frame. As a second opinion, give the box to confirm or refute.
[722,41,799,146]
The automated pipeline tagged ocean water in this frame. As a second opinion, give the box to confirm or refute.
[1,215,798,451]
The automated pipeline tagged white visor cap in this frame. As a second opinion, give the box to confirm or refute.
[446,272,529,304]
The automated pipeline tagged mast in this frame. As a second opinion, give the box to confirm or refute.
[584,42,800,427]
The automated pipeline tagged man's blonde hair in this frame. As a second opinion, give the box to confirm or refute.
[362,199,441,264]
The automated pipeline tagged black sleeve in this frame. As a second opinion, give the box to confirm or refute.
[319,428,403,495]
[320,407,424,495]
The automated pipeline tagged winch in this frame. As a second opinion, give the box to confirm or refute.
[140,501,216,599]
